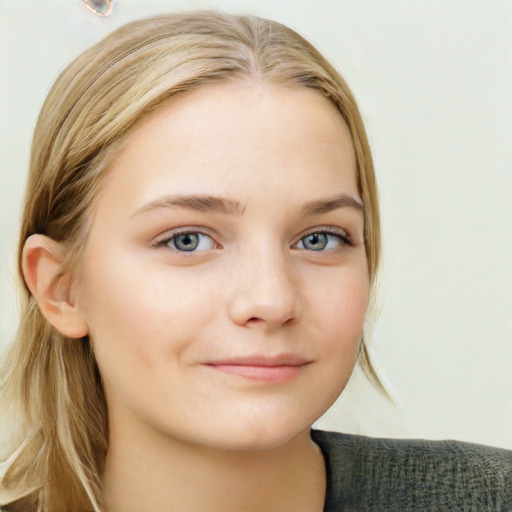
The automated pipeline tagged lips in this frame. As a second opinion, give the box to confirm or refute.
[203,354,312,383]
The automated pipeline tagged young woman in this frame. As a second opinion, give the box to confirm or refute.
[1,11,510,512]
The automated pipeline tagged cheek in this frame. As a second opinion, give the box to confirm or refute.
[308,265,369,386]
[77,252,220,375]
[312,266,369,341]
[291,266,369,424]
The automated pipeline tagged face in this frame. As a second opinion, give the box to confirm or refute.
[75,81,369,451]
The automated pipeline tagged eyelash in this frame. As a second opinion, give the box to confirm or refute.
[295,226,354,249]
[152,226,354,252]
[152,228,219,251]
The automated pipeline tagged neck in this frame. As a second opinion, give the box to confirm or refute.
[102,420,326,512]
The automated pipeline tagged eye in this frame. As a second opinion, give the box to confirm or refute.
[155,231,217,252]
[295,230,351,251]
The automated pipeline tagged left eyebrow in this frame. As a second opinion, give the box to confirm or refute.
[131,194,245,218]
[297,194,364,218]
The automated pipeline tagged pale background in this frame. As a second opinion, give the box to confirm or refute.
[1,0,511,449]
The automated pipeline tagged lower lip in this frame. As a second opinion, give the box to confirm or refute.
[205,364,308,384]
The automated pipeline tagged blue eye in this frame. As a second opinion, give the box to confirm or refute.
[295,232,347,251]
[161,232,216,252]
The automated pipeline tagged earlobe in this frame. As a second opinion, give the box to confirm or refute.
[22,234,89,339]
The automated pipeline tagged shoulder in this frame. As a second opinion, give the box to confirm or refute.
[311,429,512,512]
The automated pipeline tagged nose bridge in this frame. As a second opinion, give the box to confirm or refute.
[228,240,301,329]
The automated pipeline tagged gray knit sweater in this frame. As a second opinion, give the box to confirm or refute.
[311,429,512,511]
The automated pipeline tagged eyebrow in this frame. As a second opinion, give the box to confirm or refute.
[132,193,363,218]
[298,195,364,217]
[132,195,245,217]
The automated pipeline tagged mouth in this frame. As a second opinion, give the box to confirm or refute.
[202,354,312,384]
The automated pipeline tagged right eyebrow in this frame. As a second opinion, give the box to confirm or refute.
[131,194,245,218]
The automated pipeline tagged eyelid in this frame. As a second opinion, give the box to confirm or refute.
[293,226,354,247]
[151,226,221,250]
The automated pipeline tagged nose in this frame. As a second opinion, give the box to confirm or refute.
[227,248,302,330]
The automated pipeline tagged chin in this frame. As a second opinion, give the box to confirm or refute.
[192,415,316,453]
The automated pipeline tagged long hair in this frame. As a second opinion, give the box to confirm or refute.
[1,11,381,511]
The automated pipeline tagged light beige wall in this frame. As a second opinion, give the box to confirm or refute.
[1,0,511,449]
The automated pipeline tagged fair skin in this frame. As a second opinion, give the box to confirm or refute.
[24,81,369,511]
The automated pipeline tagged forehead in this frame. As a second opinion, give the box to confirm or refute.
[94,81,358,218]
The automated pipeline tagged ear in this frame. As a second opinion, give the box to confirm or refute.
[22,234,89,339]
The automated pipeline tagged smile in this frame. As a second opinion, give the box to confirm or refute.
[203,355,312,384]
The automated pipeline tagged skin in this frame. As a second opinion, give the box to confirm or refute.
[26,81,369,511]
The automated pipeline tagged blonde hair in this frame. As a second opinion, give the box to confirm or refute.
[1,11,381,511]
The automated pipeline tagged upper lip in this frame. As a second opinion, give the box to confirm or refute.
[204,354,312,367]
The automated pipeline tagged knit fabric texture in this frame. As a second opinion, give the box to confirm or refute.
[311,429,512,511]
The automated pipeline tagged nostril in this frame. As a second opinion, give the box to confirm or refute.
[247,317,264,324]
[244,313,296,329]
